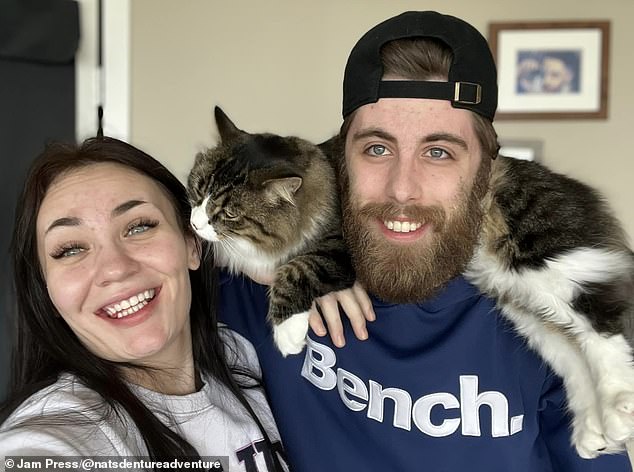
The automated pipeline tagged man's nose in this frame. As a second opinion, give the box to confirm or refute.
[385,156,422,204]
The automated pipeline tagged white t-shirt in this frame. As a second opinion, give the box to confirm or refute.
[0,330,287,471]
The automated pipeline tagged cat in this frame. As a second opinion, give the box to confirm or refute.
[188,107,634,458]
[187,106,355,356]
[465,153,634,458]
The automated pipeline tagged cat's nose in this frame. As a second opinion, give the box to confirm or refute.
[190,206,209,230]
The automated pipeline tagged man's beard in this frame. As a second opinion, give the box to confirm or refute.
[341,162,490,304]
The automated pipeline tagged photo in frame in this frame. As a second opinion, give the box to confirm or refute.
[499,139,543,162]
[488,21,610,119]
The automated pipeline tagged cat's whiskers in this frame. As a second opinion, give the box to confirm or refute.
[202,241,214,261]
[218,235,238,254]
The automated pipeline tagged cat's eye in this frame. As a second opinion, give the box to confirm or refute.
[224,209,239,220]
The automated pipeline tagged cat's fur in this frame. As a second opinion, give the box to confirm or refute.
[187,107,355,356]
[466,155,634,458]
[188,108,634,458]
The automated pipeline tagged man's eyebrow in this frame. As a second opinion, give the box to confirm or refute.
[45,200,148,234]
[351,129,469,152]
[423,133,469,151]
[350,128,397,144]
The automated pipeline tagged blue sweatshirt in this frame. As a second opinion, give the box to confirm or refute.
[219,272,630,471]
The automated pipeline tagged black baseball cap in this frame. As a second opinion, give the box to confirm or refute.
[342,11,497,121]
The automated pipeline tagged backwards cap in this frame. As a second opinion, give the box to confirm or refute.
[342,11,497,120]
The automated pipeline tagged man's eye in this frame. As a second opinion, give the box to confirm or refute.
[366,144,390,157]
[428,148,450,160]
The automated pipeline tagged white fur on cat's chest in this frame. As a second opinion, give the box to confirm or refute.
[215,238,281,282]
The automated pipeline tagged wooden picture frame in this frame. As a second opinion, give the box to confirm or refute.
[488,21,610,120]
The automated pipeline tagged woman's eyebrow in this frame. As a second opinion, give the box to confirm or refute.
[111,199,148,217]
[45,200,148,234]
[45,217,81,234]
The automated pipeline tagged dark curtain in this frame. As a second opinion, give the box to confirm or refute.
[0,0,79,399]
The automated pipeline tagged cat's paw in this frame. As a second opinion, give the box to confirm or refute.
[572,410,610,459]
[272,311,310,357]
[602,391,634,442]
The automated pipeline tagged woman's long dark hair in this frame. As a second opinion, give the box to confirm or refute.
[1,137,282,468]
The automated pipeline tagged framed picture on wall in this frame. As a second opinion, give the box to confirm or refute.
[499,139,543,161]
[488,21,610,120]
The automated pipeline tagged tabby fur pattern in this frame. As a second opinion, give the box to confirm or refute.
[189,109,634,457]
[187,107,355,356]
[465,153,634,458]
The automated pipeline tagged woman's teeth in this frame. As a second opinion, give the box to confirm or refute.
[104,289,155,319]
[383,220,422,233]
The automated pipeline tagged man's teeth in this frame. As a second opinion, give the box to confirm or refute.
[383,220,422,233]
[104,289,155,319]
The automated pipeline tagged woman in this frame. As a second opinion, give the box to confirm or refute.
[0,136,286,470]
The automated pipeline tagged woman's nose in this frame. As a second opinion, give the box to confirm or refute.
[94,242,140,286]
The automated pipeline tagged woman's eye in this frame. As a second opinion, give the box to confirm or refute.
[50,244,84,259]
[366,144,390,157]
[126,219,158,236]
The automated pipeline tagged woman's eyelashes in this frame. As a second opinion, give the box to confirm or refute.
[125,218,159,236]
[50,241,85,259]
[49,218,160,259]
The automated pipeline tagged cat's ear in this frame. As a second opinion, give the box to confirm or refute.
[263,177,303,205]
[317,135,338,157]
[318,135,343,165]
[214,106,244,143]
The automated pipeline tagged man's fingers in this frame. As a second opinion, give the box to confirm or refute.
[336,290,369,341]
[352,281,375,321]
[308,301,327,337]
[316,294,345,347]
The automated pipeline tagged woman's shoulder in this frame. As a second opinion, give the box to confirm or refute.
[2,373,105,427]
[0,373,141,455]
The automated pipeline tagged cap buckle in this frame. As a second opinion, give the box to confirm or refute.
[454,82,481,105]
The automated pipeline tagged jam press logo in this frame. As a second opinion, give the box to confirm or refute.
[301,337,525,438]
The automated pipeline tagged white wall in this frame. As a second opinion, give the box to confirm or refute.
[126,0,634,240]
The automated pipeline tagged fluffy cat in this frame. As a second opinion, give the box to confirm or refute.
[187,107,355,356]
[465,154,634,458]
[188,107,634,458]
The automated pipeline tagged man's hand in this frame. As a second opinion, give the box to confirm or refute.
[308,282,375,347]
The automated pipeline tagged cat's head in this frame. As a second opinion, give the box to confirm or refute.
[187,107,333,257]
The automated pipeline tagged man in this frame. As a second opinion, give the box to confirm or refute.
[541,52,578,93]
[517,51,578,94]
[219,11,630,471]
